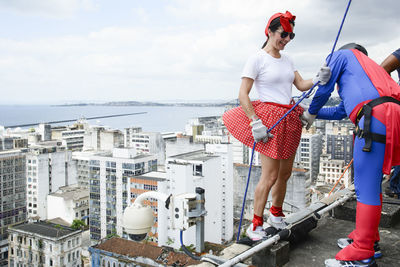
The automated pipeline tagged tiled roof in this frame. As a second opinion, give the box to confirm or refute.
[94,237,201,266]
[10,221,80,238]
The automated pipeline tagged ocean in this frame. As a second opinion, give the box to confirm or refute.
[0,105,225,133]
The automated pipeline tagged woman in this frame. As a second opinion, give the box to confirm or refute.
[223,11,330,240]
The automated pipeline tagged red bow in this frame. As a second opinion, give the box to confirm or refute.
[265,11,296,37]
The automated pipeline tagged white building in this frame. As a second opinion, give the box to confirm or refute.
[317,154,352,188]
[26,143,77,220]
[294,133,323,182]
[47,185,90,225]
[83,126,124,151]
[89,148,157,243]
[124,127,165,165]
[159,144,233,249]
[8,221,82,267]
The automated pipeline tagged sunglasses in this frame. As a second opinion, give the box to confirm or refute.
[277,30,295,40]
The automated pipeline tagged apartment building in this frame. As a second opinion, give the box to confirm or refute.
[129,171,168,244]
[26,143,77,220]
[89,148,157,243]
[294,133,323,182]
[0,149,26,266]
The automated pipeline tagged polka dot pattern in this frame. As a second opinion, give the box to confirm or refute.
[223,100,304,159]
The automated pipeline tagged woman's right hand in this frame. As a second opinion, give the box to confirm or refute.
[250,119,273,142]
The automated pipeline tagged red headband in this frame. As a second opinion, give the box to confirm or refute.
[265,11,296,37]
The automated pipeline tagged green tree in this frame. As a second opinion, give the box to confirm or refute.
[71,219,86,230]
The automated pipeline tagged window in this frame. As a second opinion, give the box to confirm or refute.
[193,164,203,176]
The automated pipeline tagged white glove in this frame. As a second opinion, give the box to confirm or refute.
[312,63,331,85]
[250,119,274,143]
[300,110,317,130]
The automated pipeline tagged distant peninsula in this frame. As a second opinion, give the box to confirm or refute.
[55,100,237,107]
[55,97,342,107]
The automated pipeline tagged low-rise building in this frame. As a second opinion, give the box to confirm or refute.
[47,185,90,225]
[8,221,82,267]
[89,237,200,267]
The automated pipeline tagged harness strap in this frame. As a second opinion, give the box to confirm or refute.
[355,96,400,152]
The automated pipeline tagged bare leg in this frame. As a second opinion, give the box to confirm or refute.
[253,154,280,216]
[271,153,295,208]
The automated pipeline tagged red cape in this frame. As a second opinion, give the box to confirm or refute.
[349,49,400,174]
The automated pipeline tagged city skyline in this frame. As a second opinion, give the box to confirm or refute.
[1,0,399,104]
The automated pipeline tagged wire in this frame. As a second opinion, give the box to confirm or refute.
[328,159,353,196]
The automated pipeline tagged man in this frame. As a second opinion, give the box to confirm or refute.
[302,43,400,267]
[381,48,400,199]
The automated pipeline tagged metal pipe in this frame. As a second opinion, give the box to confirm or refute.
[219,192,354,267]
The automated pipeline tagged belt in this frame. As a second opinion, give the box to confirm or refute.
[354,96,400,152]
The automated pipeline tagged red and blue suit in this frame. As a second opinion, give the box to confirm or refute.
[308,49,400,260]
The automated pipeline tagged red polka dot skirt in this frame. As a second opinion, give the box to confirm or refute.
[223,100,304,160]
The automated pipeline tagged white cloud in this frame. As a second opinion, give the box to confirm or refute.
[0,0,97,18]
[0,0,399,104]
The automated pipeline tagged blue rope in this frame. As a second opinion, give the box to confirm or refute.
[235,0,352,242]
[236,141,257,242]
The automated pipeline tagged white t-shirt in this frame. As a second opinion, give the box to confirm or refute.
[241,50,296,105]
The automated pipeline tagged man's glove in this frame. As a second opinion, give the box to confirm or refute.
[312,63,331,85]
[300,110,317,130]
[250,119,273,142]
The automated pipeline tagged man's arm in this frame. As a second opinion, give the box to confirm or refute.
[380,49,400,74]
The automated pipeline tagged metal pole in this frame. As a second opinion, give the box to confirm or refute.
[196,187,205,253]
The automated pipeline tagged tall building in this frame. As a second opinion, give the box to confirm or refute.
[26,143,77,220]
[294,133,323,182]
[8,221,82,267]
[47,185,90,225]
[89,148,157,243]
[0,149,27,267]
[159,145,233,249]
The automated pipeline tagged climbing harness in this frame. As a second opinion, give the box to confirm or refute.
[354,96,400,152]
[235,0,353,241]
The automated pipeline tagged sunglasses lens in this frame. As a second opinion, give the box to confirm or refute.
[280,32,288,38]
[290,33,295,39]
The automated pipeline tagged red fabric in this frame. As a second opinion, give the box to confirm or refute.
[348,194,382,243]
[252,214,264,230]
[265,11,296,36]
[223,100,303,160]
[336,202,381,261]
[349,49,400,174]
[270,205,285,217]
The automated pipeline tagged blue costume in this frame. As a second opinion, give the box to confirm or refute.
[308,49,400,261]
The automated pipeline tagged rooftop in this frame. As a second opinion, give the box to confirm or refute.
[49,185,89,201]
[136,171,167,181]
[285,213,400,267]
[92,237,201,266]
[168,150,218,162]
[9,221,80,239]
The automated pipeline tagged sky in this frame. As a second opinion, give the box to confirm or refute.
[0,0,399,104]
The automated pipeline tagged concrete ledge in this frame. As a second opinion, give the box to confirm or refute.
[332,198,400,227]
[252,241,290,267]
